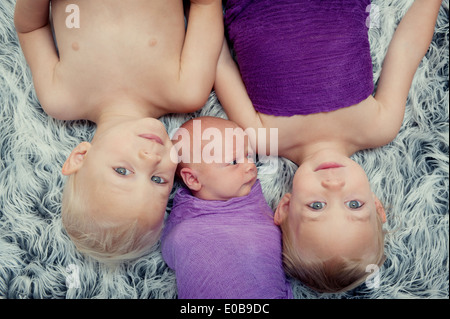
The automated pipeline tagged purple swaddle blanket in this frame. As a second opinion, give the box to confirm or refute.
[161,180,293,299]
[225,0,374,116]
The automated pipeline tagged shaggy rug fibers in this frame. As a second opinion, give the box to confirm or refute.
[0,0,448,299]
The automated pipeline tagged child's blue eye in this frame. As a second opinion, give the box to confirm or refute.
[309,202,326,210]
[114,167,132,176]
[151,176,166,184]
[346,200,363,209]
[229,159,238,165]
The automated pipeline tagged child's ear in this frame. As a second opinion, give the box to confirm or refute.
[373,194,387,223]
[62,142,91,176]
[179,167,202,191]
[274,193,291,225]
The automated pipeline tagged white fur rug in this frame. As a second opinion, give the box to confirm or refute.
[0,0,448,299]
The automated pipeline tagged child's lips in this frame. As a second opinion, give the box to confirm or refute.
[314,162,344,171]
[139,134,164,145]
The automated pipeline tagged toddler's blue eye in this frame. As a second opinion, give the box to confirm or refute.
[229,159,238,165]
[309,202,326,210]
[114,167,132,176]
[151,176,166,184]
[346,200,363,209]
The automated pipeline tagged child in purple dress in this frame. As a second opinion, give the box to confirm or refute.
[161,117,292,299]
[215,0,443,292]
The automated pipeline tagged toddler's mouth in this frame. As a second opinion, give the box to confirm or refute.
[314,162,344,171]
[139,134,164,145]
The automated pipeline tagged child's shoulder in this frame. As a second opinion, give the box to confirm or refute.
[258,95,401,159]
[350,96,403,150]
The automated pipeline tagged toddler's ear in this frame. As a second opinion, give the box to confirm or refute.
[373,194,387,223]
[179,167,202,191]
[274,193,291,225]
[62,142,91,176]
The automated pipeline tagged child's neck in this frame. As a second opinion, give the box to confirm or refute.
[292,141,354,166]
[91,95,157,135]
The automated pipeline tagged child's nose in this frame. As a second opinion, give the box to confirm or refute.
[321,178,345,190]
[245,162,257,174]
[139,149,162,164]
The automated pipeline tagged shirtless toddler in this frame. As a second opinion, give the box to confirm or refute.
[14,0,223,264]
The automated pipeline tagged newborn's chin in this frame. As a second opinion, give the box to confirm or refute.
[236,177,257,198]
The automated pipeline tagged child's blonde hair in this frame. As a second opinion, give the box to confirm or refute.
[279,212,386,293]
[61,173,163,265]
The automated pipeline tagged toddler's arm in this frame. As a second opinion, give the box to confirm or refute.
[374,0,443,140]
[14,0,61,114]
[176,0,224,111]
[214,40,263,131]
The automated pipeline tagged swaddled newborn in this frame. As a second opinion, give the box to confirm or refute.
[161,117,292,299]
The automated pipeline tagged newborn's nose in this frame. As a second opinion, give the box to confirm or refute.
[245,162,257,174]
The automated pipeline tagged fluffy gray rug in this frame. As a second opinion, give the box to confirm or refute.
[0,0,448,299]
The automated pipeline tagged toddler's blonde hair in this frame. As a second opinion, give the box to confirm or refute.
[279,212,386,293]
[61,173,163,265]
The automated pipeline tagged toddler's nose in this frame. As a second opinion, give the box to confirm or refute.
[139,149,162,164]
[321,178,345,190]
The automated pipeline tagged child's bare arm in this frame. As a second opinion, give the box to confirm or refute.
[374,0,442,139]
[177,0,224,111]
[214,40,262,131]
[14,0,62,116]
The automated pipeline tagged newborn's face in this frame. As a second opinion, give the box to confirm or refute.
[194,124,257,200]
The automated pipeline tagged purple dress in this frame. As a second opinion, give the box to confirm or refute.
[161,180,293,299]
[224,0,374,116]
